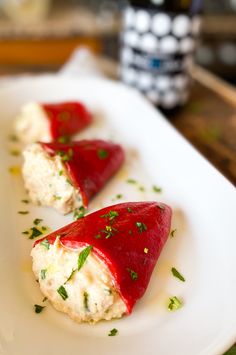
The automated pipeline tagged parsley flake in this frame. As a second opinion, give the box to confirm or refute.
[18,211,29,215]
[153,185,162,193]
[127,268,138,281]
[97,149,109,159]
[95,234,101,239]
[57,285,68,300]
[10,149,20,156]
[139,186,145,192]
[29,227,42,239]
[73,206,86,220]
[136,222,147,233]
[40,269,47,280]
[83,292,89,311]
[21,199,29,204]
[42,297,47,302]
[65,269,76,284]
[103,225,118,239]
[101,210,119,221]
[116,194,122,199]
[127,207,133,213]
[59,170,63,176]
[57,135,70,144]
[78,245,93,271]
[34,304,45,314]
[33,218,43,226]
[57,148,73,162]
[126,179,137,184]
[171,267,185,282]
[40,239,50,250]
[53,195,62,200]
[168,296,183,311]
[170,229,177,238]
[108,328,118,336]
[22,230,29,235]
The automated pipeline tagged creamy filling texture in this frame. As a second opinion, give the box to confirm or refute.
[31,239,127,323]
[23,143,82,214]
[15,102,52,144]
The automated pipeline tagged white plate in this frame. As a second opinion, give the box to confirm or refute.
[0,76,235,355]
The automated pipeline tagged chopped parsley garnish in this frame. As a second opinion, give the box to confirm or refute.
[139,186,145,192]
[40,239,50,250]
[57,148,73,162]
[136,222,147,233]
[126,179,137,184]
[171,267,185,282]
[29,227,42,239]
[108,328,118,336]
[170,229,177,238]
[53,195,62,200]
[127,207,133,213]
[83,292,89,311]
[73,206,86,220]
[95,234,101,239]
[66,178,73,186]
[101,210,119,221]
[33,218,43,226]
[34,304,45,313]
[116,194,122,199]
[97,149,109,159]
[21,199,29,204]
[42,297,47,302]
[78,245,93,271]
[40,269,47,280]
[153,185,162,193]
[22,230,29,235]
[168,296,183,311]
[10,149,20,156]
[9,134,18,142]
[102,225,118,239]
[65,269,76,284]
[57,135,70,144]
[127,268,138,281]
[59,170,63,176]
[144,247,149,254]
[41,226,47,231]
[18,211,29,215]
[57,286,68,300]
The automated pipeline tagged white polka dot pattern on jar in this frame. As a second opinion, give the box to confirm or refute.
[120,6,201,108]
[135,10,150,33]
[172,15,191,38]
[152,13,171,36]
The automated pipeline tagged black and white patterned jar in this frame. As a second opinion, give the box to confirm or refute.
[120,3,202,109]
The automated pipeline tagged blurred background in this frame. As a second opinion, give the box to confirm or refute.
[0,0,235,85]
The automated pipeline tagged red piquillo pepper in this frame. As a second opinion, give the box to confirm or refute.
[41,140,125,207]
[34,201,172,313]
[41,101,92,140]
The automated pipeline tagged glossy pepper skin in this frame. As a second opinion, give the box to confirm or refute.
[34,201,172,313]
[41,140,125,207]
[41,102,92,140]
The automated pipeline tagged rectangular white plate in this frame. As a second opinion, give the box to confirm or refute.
[0,76,235,355]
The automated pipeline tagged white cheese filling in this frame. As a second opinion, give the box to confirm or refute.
[31,239,127,323]
[15,102,52,144]
[22,143,82,214]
